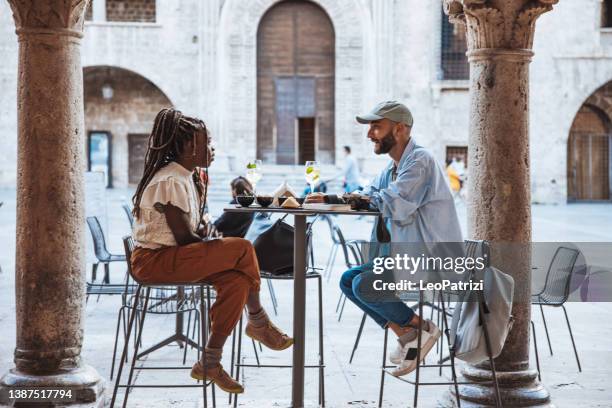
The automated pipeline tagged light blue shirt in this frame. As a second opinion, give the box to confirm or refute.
[362,138,463,244]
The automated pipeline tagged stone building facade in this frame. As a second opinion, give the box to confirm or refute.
[0,0,611,203]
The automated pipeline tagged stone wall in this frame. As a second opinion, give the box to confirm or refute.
[530,0,612,203]
[0,0,611,201]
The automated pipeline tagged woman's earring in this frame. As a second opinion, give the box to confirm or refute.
[192,135,197,157]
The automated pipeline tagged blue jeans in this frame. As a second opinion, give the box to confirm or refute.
[339,263,415,329]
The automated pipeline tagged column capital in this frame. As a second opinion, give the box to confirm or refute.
[443,0,557,51]
[7,0,90,38]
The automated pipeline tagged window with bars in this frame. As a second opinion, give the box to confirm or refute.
[84,0,156,23]
[440,10,469,80]
[106,0,156,23]
[446,146,468,168]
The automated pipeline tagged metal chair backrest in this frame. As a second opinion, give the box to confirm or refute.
[319,214,357,269]
[345,241,364,267]
[87,216,112,261]
[306,221,316,269]
[122,235,137,282]
[462,239,490,286]
[539,246,580,305]
[464,239,490,269]
[334,225,357,269]
[122,203,134,228]
[322,214,342,245]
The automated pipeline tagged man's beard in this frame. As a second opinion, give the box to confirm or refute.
[374,130,396,155]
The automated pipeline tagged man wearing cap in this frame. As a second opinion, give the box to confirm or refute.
[306,101,462,377]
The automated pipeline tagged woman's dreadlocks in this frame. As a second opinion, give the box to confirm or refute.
[132,108,209,221]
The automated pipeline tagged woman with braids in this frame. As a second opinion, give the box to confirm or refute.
[131,108,292,394]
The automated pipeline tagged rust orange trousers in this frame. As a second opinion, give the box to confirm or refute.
[131,237,261,337]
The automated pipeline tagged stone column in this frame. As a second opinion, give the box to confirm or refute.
[0,1,104,407]
[443,1,556,406]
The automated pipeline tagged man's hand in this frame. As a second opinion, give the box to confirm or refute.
[342,192,369,202]
[342,193,371,210]
[305,192,326,203]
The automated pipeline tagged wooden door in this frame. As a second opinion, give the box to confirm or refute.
[568,105,611,201]
[257,0,334,164]
[569,133,610,200]
[128,134,149,184]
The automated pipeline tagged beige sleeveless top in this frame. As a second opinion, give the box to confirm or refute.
[132,162,201,249]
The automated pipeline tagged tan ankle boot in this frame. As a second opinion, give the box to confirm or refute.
[190,361,244,394]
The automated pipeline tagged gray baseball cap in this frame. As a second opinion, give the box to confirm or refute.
[356,100,414,127]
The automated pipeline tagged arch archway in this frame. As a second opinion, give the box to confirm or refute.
[257,0,335,164]
[567,99,611,201]
[83,66,173,187]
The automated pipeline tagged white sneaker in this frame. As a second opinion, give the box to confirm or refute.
[389,328,417,365]
[391,320,441,377]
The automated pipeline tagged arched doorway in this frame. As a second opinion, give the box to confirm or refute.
[257,0,335,165]
[568,104,611,201]
[83,66,173,187]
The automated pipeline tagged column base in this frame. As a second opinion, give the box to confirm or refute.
[445,365,552,407]
[0,364,105,407]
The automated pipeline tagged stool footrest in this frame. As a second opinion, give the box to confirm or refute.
[117,383,213,388]
[381,363,454,369]
[136,366,194,370]
[382,368,500,387]
[236,363,325,369]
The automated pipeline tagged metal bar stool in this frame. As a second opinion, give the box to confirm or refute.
[110,236,219,408]
[377,240,502,408]
[230,221,326,407]
[109,284,203,380]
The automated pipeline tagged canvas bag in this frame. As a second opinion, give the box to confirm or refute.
[450,266,515,364]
